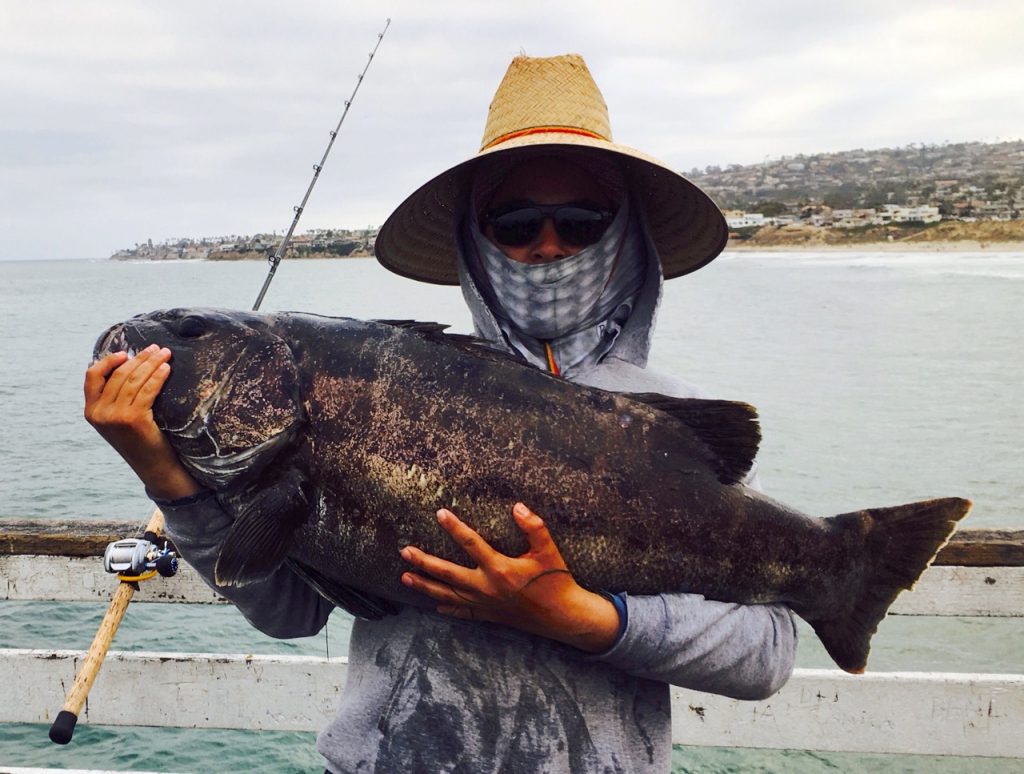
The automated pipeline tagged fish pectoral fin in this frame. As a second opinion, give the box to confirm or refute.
[286,559,399,620]
[214,470,310,586]
[626,394,761,485]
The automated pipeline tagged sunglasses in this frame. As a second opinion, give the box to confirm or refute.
[481,202,616,248]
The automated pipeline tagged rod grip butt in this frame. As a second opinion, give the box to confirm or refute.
[49,710,78,744]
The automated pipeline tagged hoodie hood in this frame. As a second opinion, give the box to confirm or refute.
[456,195,664,379]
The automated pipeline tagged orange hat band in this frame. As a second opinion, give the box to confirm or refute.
[482,126,607,151]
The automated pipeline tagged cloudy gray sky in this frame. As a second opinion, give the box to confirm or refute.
[3,0,1022,260]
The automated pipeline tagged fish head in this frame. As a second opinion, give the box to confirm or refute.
[93,308,304,489]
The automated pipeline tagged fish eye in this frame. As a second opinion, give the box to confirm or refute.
[178,316,207,338]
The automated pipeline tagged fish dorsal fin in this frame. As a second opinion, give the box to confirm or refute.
[375,319,531,365]
[626,394,761,485]
[373,319,451,335]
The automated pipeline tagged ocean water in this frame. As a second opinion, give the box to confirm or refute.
[0,251,1022,772]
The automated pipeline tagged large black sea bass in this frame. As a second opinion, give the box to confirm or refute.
[95,309,970,673]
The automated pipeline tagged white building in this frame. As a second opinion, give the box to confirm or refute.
[872,205,941,225]
[725,212,767,229]
[832,209,876,228]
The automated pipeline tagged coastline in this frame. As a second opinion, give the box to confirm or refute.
[724,220,1024,254]
[726,240,1024,253]
[110,220,1024,261]
[204,249,374,261]
[109,243,1024,262]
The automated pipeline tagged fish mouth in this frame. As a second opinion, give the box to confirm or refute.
[93,315,303,490]
[93,322,144,360]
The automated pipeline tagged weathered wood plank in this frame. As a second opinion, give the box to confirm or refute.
[0,649,347,733]
[3,555,1021,617]
[1,650,1021,757]
[936,529,1024,567]
[0,556,224,604]
[0,519,179,558]
[889,565,1024,616]
[2,518,1021,566]
[672,669,1024,758]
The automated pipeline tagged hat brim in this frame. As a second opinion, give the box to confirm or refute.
[375,133,728,286]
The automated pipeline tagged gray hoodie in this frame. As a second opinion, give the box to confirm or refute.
[160,380,793,773]
[158,226,796,772]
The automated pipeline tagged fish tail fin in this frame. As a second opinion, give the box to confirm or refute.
[812,496,971,674]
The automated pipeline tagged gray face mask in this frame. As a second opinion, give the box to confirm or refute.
[473,200,637,340]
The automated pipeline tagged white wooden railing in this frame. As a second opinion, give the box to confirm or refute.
[1,519,1022,761]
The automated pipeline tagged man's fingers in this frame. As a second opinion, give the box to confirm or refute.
[85,346,173,434]
[512,502,561,558]
[84,352,129,406]
[436,508,498,564]
[400,570,479,607]
[123,347,172,406]
[135,362,172,406]
[400,545,477,588]
[95,344,159,405]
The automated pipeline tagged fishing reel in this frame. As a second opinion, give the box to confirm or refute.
[103,536,178,580]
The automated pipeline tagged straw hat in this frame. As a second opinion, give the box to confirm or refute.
[375,54,727,285]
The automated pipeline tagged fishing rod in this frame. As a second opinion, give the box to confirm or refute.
[253,17,391,311]
[48,21,391,745]
[49,509,176,744]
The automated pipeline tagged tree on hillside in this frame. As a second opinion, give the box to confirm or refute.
[755,200,790,216]
[823,186,861,209]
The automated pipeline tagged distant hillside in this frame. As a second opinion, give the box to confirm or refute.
[111,229,376,261]
[690,140,1024,218]
[112,141,1024,260]
[729,218,1024,248]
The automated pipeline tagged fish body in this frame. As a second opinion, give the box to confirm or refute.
[94,309,971,673]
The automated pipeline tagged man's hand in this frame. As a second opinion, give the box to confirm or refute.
[84,344,201,501]
[400,502,621,653]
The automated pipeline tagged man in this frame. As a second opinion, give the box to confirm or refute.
[85,54,795,772]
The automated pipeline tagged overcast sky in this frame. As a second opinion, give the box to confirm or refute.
[3,0,1022,261]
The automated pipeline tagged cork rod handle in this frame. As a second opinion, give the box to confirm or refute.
[49,508,165,744]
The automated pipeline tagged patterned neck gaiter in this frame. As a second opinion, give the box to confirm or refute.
[466,197,648,376]
[473,200,634,338]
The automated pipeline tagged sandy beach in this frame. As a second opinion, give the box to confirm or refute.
[726,240,1024,253]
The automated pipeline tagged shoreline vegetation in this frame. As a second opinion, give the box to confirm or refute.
[110,228,377,263]
[111,219,1024,261]
[207,247,375,261]
[726,218,1024,252]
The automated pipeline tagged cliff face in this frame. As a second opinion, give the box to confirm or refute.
[205,245,373,261]
[111,242,373,261]
[110,243,212,261]
[730,219,1024,248]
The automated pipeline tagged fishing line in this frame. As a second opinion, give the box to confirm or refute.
[253,18,391,311]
